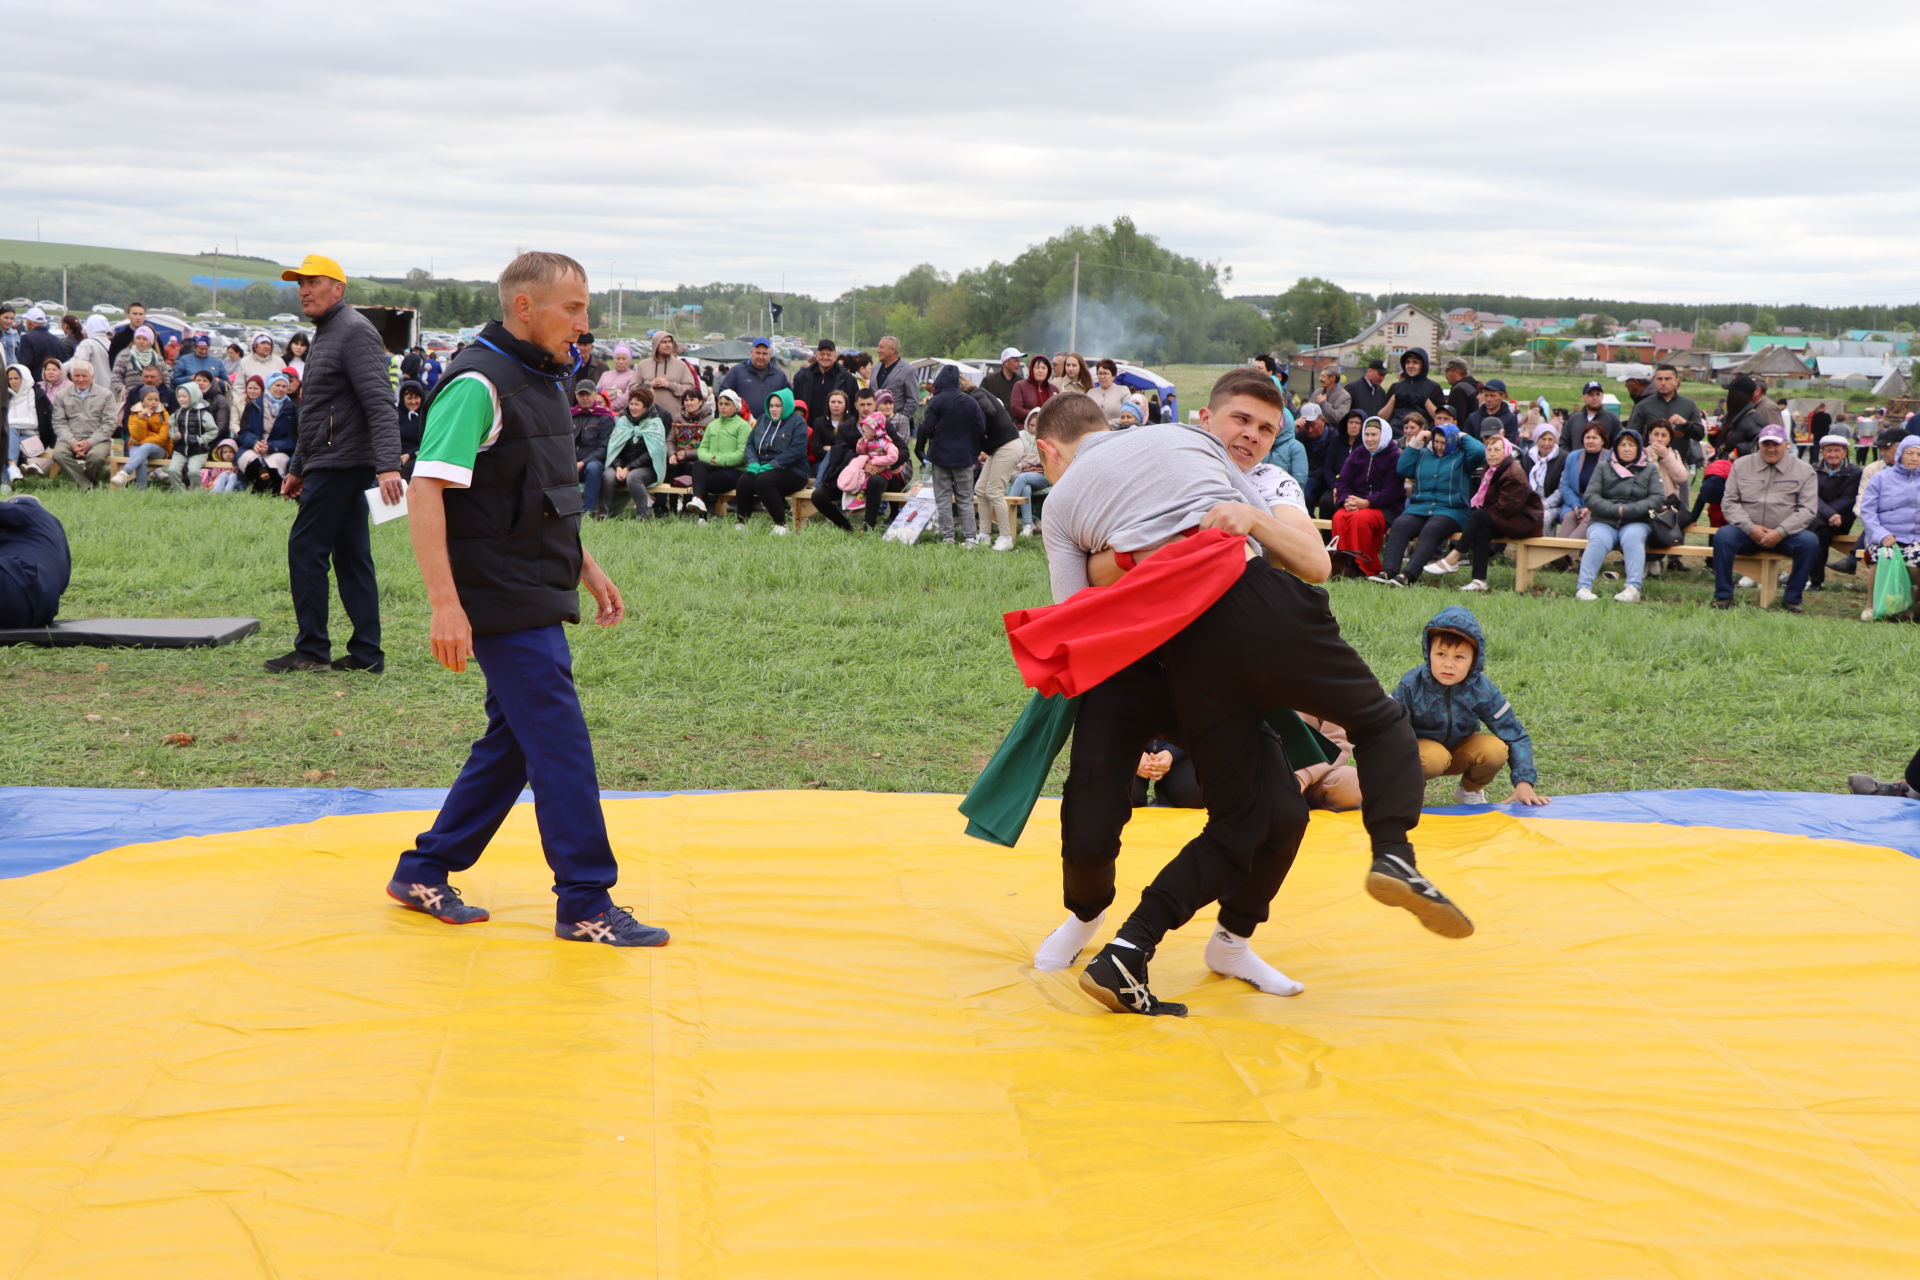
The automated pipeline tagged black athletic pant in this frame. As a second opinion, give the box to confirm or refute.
[288,466,381,666]
[1059,657,1304,938]
[1382,512,1460,580]
[1117,560,1423,951]
[809,478,856,530]
[734,466,806,524]
[689,462,741,512]
[1461,508,1502,580]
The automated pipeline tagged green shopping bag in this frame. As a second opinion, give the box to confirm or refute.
[1873,550,1914,620]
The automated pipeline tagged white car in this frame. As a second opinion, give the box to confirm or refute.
[33,300,64,313]
[91,303,125,316]
[195,310,226,319]
[269,313,299,323]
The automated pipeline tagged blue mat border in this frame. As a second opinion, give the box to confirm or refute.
[0,786,1912,879]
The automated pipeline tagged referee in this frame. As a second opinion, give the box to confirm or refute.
[385,251,667,948]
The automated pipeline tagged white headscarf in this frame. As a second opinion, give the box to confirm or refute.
[6,363,38,428]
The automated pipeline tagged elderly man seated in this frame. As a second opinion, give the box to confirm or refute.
[1711,423,1820,613]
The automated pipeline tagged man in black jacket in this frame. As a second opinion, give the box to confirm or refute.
[791,338,857,432]
[1347,359,1389,423]
[1625,364,1704,463]
[269,254,404,673]
[1808,434,1861,589]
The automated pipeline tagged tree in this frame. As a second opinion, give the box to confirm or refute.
[1355,343,1388,370]
[1753,310,1780,334]
[1558,344,1584,369]
[1269,276,1361,349]
[404,267,433,287]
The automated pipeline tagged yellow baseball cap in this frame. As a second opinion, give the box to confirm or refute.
[280,253,346,283]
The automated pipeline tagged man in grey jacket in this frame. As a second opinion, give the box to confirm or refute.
[1711,424,1820,613]
[867,335,922,425]
[269,253,404,673]
[50,362,116,489]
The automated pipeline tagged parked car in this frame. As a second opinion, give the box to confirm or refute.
[268,312,299,323]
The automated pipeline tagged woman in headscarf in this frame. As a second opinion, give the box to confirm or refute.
[233,333,283,397]
[597,343,639,414]
[111,325,169,401]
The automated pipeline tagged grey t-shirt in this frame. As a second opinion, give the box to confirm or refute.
[1041,422,1268,602]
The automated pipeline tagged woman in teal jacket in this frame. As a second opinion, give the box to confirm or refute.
[1376,417,1485,585]
[734,386,812,531]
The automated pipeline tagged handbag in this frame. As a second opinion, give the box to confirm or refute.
[1646,494,1689,550]
[1324,535,1369,579]
[1872,549,1914,620]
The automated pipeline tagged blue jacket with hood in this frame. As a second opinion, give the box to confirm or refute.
[1390,606,1537,786]
[919,364,985,468]
[1264,416,1310,490]
[1395,424,1485,525]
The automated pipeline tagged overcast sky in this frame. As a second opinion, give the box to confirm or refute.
[9,0,1918,308]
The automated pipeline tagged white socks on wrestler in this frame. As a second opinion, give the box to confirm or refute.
[1034,912,1105,970]
[1204,928,1303,996]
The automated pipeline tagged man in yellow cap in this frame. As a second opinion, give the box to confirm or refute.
[264,254,405,673]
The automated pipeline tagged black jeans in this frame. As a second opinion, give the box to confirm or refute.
[1059,657,1302,939]
[810,478,856,530]
[287,467,381,665]
[689,462,741,511]
[1810,517,1852,585]
[1117,561,1423,950]
[1382,512,1461,580]
[1462,508,1502,580]
[734,466,806,524]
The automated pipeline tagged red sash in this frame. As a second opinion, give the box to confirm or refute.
[1004,529,1250,698]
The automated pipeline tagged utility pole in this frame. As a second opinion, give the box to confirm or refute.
[61,265,68,312]
[211,246,220,314]
[1070,251,1081,354]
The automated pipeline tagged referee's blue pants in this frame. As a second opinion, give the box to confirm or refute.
[394,623,618,923]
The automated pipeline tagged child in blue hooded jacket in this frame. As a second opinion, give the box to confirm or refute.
[1391,606,1548,807]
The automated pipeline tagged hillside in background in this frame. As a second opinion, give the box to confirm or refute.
[0,240,299,288]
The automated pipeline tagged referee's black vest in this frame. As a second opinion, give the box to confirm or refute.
[426,322,584,635]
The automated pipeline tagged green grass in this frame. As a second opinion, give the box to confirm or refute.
[1,486,1907,799]
[0,238,377,292]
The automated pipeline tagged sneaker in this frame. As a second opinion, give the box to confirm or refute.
[1737,575,1756,588]
[1366,572,1394,584]
[1847,773,1916,798]
[110,469,133,488]
[4,464,19,483]
[992,535,1014,552]
[1423,558,1461,576]
[1452,784,1488,806]
[1018,525,1035,538]
[1861,608,1876,621]
[770,524,790,536]
[386,879,490,924]
[696,517,708,526]
[330,655,384,673]
[263,650,330,673]
[686,495,707,513]
[1460,579,1489,592]
[1078,943,1187,1016]
[1575,587,1599,601]
[1365,853,1474,938]
[1382,574,1408,587]
[557,904,670,947]
[733,521,748,532]
[1614,585,1641,603]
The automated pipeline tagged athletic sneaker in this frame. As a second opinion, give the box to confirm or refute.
[770,524,790,536]
[1018,525,1035,538]
[992,535,1014,552]
[557,905,670,947]
[1365,853,1474,938]
[1614,585,1641,603]
[1079,943,1187,1016]
[1575,588,1599,601]
[1847,773,1916,798]
[1452,784,1488,806]
[1460,579,1489,592]
[1366,572,1394,584]
[686,496,707,513]
[1737,575,1756,588]
[110,469,134,488]
[386,879,490,924]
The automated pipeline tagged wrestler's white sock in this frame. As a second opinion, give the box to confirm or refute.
[1034,912,1105,970]
[1204,928,1303,996]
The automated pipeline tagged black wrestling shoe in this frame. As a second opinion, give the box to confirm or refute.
[1366,853,1475,939]
[1079,943,1187,1017]
[557,904,670,947]
[1848,773,1916,799]
[330,655,385,672]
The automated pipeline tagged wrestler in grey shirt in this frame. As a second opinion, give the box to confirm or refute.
[1041,422,1269,602]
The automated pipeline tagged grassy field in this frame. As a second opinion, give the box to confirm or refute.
[0,238,378,292]
[1,486,1907,801]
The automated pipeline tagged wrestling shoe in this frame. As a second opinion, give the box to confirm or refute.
[558,905,670,947]
[386,879,490,924]
[1848,773,1917,798]
[1079,942,1187,1017]
[263,650,330,673]
[1366,853,1474,939]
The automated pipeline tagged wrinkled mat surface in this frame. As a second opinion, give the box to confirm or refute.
[3,791,1915,1278]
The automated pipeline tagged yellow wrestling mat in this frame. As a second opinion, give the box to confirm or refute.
[3,792,1916,1279]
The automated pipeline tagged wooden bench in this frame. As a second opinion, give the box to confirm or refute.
[1512,532,1846,608]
